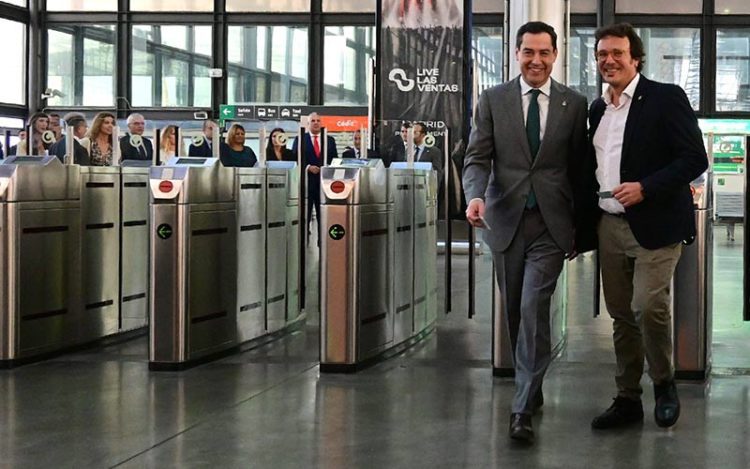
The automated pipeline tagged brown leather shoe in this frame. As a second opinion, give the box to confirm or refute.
[509,413,534,443]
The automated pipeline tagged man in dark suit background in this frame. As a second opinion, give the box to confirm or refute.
[120,113,154,161]
[584,23,708,430]
[463,21,588,443]
[292,112,338,242]
[49,112,90,165]
[342,129,364,159]
[412,122,444,182]
[188,120,217,157]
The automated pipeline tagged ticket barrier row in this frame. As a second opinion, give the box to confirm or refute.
[0,155,151,367]
[319,159,438,372]
[149,157,301,370]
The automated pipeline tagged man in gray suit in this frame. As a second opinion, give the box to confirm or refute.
[463,21,588,443]
[413,122,444,182]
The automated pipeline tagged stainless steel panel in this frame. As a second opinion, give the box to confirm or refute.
[187,209,237,358]
[321,163,390,205]
[285,204,300,322]
[18,206,81,355]
[236,170,266,342]
[0,201,9,359]
[150,161,235,205]
[674,207,713,374]
[320,204,358,365]
[413,173,429,333]
[266,172,288,333]
[120,168,150,331]
[149,203,185,363]
[80,167,120,341]
[425,204,438,326]
[0,156,80,202]
[391,172,414,345]
[357,209,394,360]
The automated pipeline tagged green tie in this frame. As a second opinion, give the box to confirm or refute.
[525,89,541,209]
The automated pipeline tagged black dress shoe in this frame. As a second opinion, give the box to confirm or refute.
[509,413,534,442]
[533,392,544,414]
[654,381,680,428]
[591,396,644,429]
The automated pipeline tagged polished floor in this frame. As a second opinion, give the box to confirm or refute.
[1,223,750,468]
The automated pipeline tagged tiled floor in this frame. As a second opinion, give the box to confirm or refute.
[1,224,749,468]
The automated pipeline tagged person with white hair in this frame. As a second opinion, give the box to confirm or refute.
[120,113,154,161]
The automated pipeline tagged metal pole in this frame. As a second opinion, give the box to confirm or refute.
[25,124,32,156]
[112,125,121,166]
[64,125,74,165]
[406,127,415,167]
[3,130,10,158]
[367,57,375,151]
[359,127,367,158]
[298,126,307,311]
[258,126,267,167]
[174,127,180,158]
[213,123,221,158]
[154,128,161,166]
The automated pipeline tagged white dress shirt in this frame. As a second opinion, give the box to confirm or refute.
[520,77,551,141]
[593,73,641,214]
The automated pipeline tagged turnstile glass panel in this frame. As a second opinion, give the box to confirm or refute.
[236,171,266,341]
[266,173,288,333]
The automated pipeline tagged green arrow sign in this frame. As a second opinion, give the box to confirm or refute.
[329,224,346,241]
[157,223,173,240]
[220,105,236,119]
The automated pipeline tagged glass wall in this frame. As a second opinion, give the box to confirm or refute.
[130,0,212,11]
[132,25,212,107]
[637,27,701,110]
[0,18,25,105]
[570,27,598,104]
[47,25,116,107]
[1,0,26,6]
[226,0,309,13]
[716,29,750,112]
[46,0,116,10]
[324,26,375,105]
[227,25,308,104]
[473,26,503,94]
[716,0,750,14]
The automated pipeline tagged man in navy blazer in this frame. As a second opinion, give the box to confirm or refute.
[188,120,217,157]
[292,112,338,241]
[120,113,154,161]
[581,23,708,431]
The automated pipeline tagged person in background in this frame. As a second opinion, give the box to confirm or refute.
[18,112,50,155]
[292,112,338,243]
[221,123,257,167]
[8,130,26,156]
[49,113,62,142]
[266,127,296,162]
[342,130,365,159]
[86,111,116,166]
[159,125,184,162]
[48,112,90,165]
[412,122,444,180]
[120,113,154,161]
[189,120,217,157]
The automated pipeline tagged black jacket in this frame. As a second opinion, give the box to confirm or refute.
[580,76,708,251]
[120,134,154,161]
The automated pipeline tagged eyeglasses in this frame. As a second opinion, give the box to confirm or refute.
[595,49,629,61]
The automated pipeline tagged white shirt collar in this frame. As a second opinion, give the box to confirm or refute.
[603,73,640,105]
[520,77,552,97]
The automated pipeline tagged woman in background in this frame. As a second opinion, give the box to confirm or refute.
[221,124,257,167]
[265,127,296,162]
[17,112,50,156]
[86,111,116,166]
[159,125,183,162]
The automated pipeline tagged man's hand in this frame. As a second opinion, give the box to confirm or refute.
[465,198,485,228]
[308,165,320,175]
[613,182,644,207]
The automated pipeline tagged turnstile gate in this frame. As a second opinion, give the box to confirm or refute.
[0,156,81,364]
[149,157,237,370]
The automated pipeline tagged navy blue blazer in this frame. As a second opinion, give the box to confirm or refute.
[188,140,213,157]
[292,133,338,199]
[120,134,154,161]
[580,76,708,251]
[49,137,91,165]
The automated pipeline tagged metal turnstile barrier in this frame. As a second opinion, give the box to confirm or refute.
[320,159,437,372]
[149,156,237,370]
[0,156,82,365]
[80,166,121,341]
[120,162,151,331]
[674,175,713,380]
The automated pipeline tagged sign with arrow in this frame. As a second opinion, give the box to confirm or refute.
[157,223,173,240]
[328,224,346,241]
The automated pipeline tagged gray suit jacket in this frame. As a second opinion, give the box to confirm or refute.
[417,145,444,183]
[462,76,588,253]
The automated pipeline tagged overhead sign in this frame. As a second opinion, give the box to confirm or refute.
[219,105,367,125]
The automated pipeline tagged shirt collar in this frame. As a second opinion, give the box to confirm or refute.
[520,77,551,97]
[603,73,640,105]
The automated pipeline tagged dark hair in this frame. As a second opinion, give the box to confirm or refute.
[266,127,285,159]
[594,23,645,72]
[400,121,412,129]
[414,122,428,134]
[68,117,87,132]
[515,21,557,50]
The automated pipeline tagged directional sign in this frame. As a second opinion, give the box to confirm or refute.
[157,223,173,240]
[329,224,346,241]
[220,105,236,119]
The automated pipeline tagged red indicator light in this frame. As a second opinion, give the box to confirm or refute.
[159,180,174,193]
[331,181,346,194]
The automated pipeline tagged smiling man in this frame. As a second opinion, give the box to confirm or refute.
[582,23,708,430]
[462,21,588,443]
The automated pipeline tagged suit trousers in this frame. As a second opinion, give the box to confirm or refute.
[492,208,565,414]
[598,213,682,400]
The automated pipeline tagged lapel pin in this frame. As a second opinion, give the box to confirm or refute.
[638,95,643,101]
[562,100,567,107]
